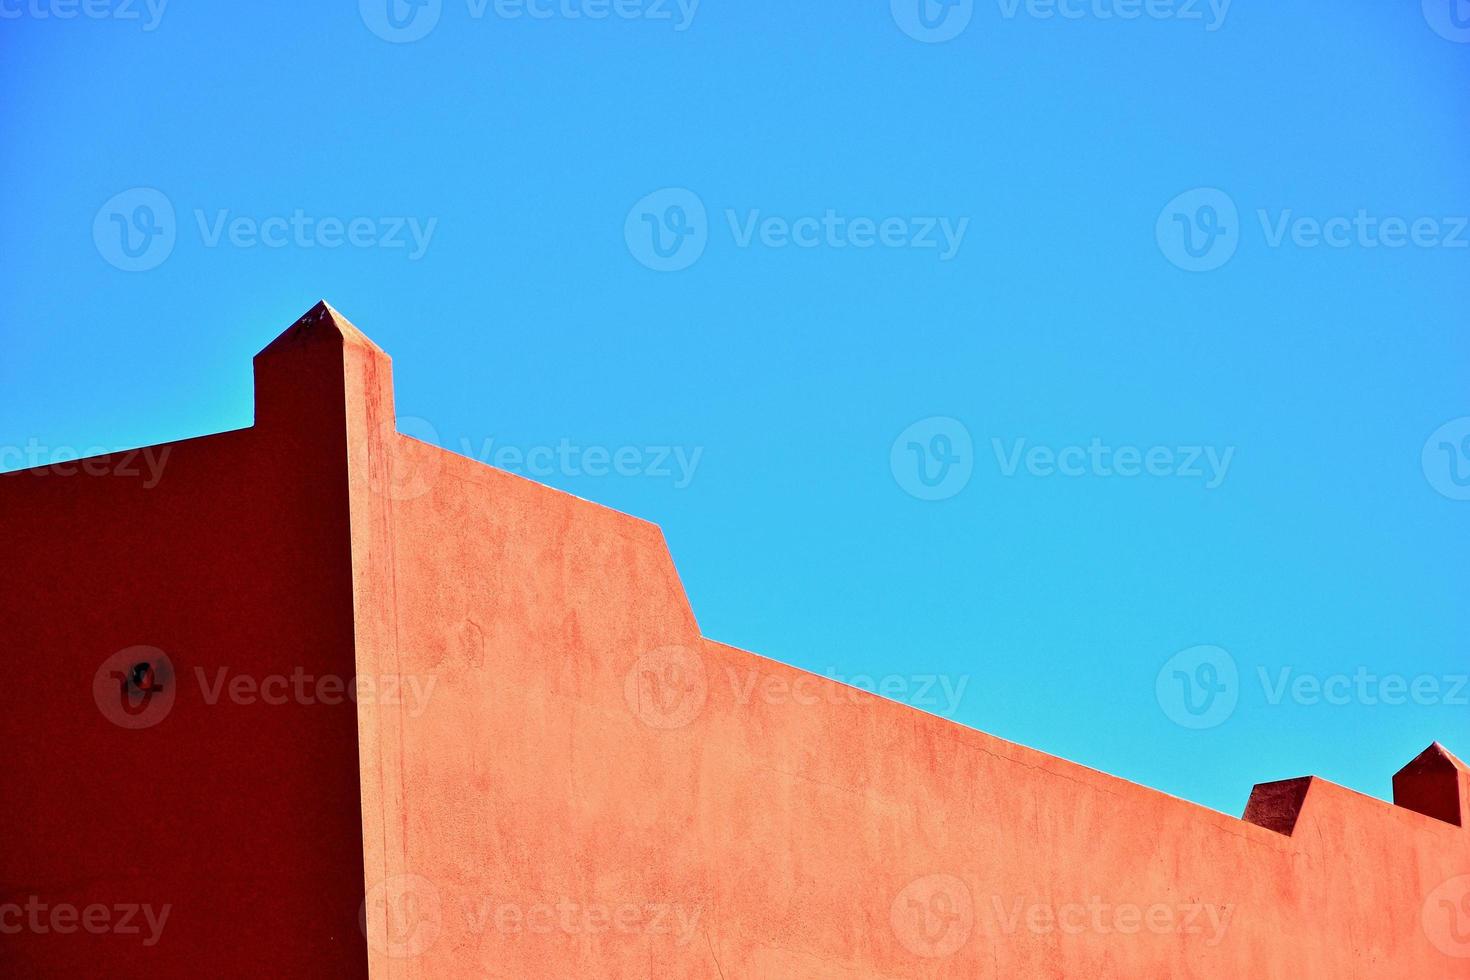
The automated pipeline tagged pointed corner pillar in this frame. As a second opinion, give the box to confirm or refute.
[252,300,409,972]
[253,299,396,435]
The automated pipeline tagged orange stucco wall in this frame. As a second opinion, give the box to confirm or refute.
[334,306,1468,978]
[5,303,1468,978]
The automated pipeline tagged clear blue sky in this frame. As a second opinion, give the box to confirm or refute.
[3,1,1467,816]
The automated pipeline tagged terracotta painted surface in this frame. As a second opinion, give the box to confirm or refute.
[5,303,1469,978]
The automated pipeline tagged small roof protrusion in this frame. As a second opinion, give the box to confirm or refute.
[1392,742,1468,827]
[1243,777,1314,836]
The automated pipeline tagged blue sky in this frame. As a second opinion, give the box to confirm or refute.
[3,0,1467,816]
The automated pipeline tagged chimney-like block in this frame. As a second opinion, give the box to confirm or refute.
[1393,742,1469,827]
[1243,776,1314,836]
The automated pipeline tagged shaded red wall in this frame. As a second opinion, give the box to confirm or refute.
[0,311,369,976]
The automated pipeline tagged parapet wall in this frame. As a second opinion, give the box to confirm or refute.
[335,306,1470,978]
